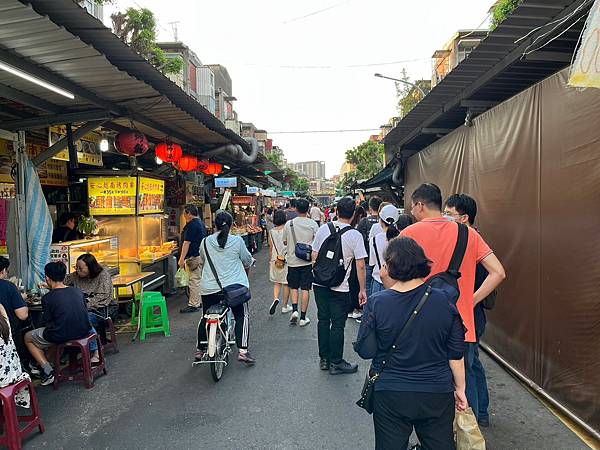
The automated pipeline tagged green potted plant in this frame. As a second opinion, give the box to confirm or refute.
[77,215,98,238]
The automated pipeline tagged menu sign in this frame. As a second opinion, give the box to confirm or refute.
[0,138,68,187]
[138,177,164,214]
[88,177,136,216]
[49,126,103,167]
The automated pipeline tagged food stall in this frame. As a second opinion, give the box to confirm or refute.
[231,194,263,253]
[87,176,176,296]
[49,236,120,275]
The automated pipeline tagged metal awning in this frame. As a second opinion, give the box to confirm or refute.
[360,164,394,189]
[384,0,592,161]
[0,0,250,157]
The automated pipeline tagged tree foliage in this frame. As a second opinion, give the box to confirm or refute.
[338,140,384,191]
[111,8,183,75]
[490,0,522,30]
[266,151,283,168]
[395,68,430,117]
[292,177,310,194]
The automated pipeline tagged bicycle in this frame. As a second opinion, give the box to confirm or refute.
[192,303,235,382]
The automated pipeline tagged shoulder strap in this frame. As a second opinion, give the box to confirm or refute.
[289,219,298,245]
[373,236,382,270]
[377,285,432,375]
[203,239,223,291]
[448,223,469,274]
[270,230,280,256]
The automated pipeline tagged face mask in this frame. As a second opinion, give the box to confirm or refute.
[443,214,456,222]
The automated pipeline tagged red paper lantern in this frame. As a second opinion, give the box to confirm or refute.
[203,162,223,176]
[196,159,209,172]
[175,155,198,172]
[114,131,149,157]
[155,141,182,163]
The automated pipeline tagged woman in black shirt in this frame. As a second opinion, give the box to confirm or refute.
[354,237,468,450]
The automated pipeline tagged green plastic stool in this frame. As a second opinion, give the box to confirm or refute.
[139,295,171,341]
[132,291,163,326]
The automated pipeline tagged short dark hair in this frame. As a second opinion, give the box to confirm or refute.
[0,256,9,273]
[59,212,77,226]
[411,183,442,211]
[77,253,104,279]
[184,204,199,216]
[384,237,432,282]
[445,194,477,225]
[215,210,233,248]
[296,198,309,214]
[290,199,297,209]
[273,209,287,226]
[45,261,67,282]
[396,214,414,232]
[337,197,356,220]
[368,196,383,213]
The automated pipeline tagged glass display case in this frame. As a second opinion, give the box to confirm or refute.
[96,214,176,263]
[49,236,119,274]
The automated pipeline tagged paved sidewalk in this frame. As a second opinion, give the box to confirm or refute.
[24,249,590,449]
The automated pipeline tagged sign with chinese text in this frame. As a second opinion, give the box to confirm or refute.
[88,177,136,216]
[220,189,232,210]
[49,126,103,166]
[165,176,186,206]
[569,0,600,88]
[246,186,259,194]
[138,177,165,214]
[232,196,255,205]
[0,138,68,187]
[186,182,204,206]
[215,177,238,188]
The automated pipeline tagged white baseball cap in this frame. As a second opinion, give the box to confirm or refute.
[379,204,399,225]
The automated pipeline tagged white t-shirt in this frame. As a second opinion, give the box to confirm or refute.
[368,223,383,267]
[309,206,322,222]
[369,231,388,284]
[282,217,319,267]
[312,221,368,293]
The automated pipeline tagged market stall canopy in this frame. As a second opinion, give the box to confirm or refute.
[359,164,394,190]
[0,0,252,160]
[384,0,592,165]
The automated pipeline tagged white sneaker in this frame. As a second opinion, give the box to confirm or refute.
[299,317,311,327]
[290,311,299,324]
[348,311,363,320]
[281,305,293,314]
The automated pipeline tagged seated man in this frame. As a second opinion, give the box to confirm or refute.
[0,256,29,358]
[24,262,97,386]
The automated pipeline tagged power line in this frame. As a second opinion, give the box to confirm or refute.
[269,128,380,134]
[283,0,353,24]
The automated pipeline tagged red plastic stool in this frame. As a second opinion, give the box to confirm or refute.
[0,378,44,450]
[53,333,107,390]
[101,317,119,354]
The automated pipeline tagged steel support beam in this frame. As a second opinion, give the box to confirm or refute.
[0,104,31,119]
[524,51,573,62]
[0,109,111,130]
[32,119,107,167]
[460,100,500,108]
[0,83,60,113]
[420,128,453,134]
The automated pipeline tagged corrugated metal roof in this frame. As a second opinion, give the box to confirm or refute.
[0,0,249,154]
[384,0,591,157]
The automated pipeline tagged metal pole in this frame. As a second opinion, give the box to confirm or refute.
[14,131,28,287]
[480,342,600,442]
[374,73,427,98]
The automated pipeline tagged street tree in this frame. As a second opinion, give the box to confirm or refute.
[395,68,431,117]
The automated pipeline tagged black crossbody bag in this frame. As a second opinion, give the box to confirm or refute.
[356,285,432,414]
[203,240,251,308]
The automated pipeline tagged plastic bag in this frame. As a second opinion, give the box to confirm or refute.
[454,408,486,450]
[175,268,189,288]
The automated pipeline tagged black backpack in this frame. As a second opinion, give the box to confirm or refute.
[313,223,353,288]
[427,222,469,304]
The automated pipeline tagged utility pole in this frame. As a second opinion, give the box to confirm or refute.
[168,21,180,42]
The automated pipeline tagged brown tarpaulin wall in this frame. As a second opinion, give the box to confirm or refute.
[404,69,600,434]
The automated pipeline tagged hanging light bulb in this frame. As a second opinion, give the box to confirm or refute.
[156,156,163,165]
[99,137,109,152]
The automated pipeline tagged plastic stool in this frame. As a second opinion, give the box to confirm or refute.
[139,295,170,341]
[132,291,164,326]
[101,317,119,354]
[0,378,44,450]
[53,333,107,389]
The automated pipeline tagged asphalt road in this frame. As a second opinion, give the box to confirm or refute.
[25,248,590,450]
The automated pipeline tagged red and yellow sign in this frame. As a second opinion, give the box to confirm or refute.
[138,177,164,214]
[0,138,68,187]
[50,126,103,167]
[88,177,136,216]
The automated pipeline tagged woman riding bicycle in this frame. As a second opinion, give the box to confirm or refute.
[194,211,255,365]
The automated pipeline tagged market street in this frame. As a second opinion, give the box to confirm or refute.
[25,249,588,450]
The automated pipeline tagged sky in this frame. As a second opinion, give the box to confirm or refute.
[103,1,492,178]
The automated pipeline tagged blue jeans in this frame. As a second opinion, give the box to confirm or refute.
[370,279,384,296]
[365,265,374,298]
[465,342,489,421]
[87,313,102,352]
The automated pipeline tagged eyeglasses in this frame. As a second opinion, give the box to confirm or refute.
[443,211,465,218]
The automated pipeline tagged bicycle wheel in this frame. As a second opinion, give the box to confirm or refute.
[209,333,225,382]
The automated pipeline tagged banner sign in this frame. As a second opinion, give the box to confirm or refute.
[88,177,136,215]
[49,125,103,166]
[246,186,259,194]
[232,195,255,205]
[569,0,600,88]
[215,177,237,188]
[138,177,165,214]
